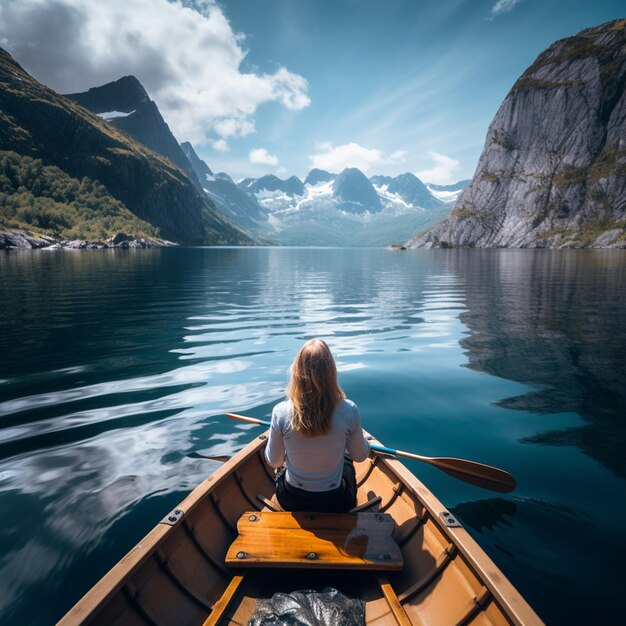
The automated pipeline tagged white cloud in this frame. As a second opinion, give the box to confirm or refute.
[249,148,279,166]
[0,0,310,144]
[390,150,409,161]
[212,139,230,152]
[213,116,255,139]
[276,166,287,175]
[308,142,407,174]
[490,0,524,17]
[416,151,460,185]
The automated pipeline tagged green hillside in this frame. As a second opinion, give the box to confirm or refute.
[0,48,253,245]
[0,151,156,240]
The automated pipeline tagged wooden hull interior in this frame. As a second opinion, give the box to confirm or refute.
[59,432,543,626]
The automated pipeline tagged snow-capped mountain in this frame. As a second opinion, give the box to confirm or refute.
[385,173,441,209]
[178,142,462,246]
[240,174,305,197]
[235,167,458,246]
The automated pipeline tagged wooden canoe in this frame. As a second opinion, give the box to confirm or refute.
[59,430,543,626]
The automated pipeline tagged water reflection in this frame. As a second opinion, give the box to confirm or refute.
[444,250,626,478]
[451,497,517,533]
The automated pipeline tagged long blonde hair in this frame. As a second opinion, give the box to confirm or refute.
[287,338,345,436]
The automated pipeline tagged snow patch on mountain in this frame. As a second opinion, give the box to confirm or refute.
[373,184,420,213]
[427,186,463,202]
[97,110,135,120]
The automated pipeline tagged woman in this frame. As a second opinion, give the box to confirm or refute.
[265,338,370,512]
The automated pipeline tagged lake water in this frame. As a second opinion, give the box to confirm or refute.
[0,247,625,625]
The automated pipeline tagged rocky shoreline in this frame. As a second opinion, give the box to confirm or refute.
[0,230,178,250]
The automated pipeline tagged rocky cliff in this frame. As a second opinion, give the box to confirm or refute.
[408,19,626,249]
[442,249,626,479]
[0,49,253,245]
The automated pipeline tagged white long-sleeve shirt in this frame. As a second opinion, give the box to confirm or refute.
[265,398,370,492]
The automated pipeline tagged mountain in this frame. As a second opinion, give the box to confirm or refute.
[65,76,203,191]
[0,150,157,243]
[304,168,335,185]
[409,20,626,249]
[387,172,441,209]
[238,177,255,189]
[369,175,468,206]
[332,168,382,213]
[181,141,214,183]
[280,176,306,197]
[0,48,252,244]
[369,175,393,187]
[240,174,305,197]
[233,167,454,246]
[180,142,268,231]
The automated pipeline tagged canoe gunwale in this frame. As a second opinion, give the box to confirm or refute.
[57,433,269,626]
[365,432,541,626]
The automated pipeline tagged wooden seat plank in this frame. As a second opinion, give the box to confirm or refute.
[225,511,403,571]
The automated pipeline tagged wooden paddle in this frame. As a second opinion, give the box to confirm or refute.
[225,412,516,493]
[188,452,231,462]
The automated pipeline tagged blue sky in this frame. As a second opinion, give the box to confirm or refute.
[1,0,624,183]
[212,0,624,182]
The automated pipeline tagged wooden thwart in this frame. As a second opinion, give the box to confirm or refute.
[226,511,403,571]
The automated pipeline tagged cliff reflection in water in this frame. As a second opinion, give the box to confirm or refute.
[446,250,626,478]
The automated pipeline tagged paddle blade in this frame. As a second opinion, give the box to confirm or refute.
[429,457,516,493]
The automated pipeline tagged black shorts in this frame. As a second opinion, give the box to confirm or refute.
[275,457,357,513]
